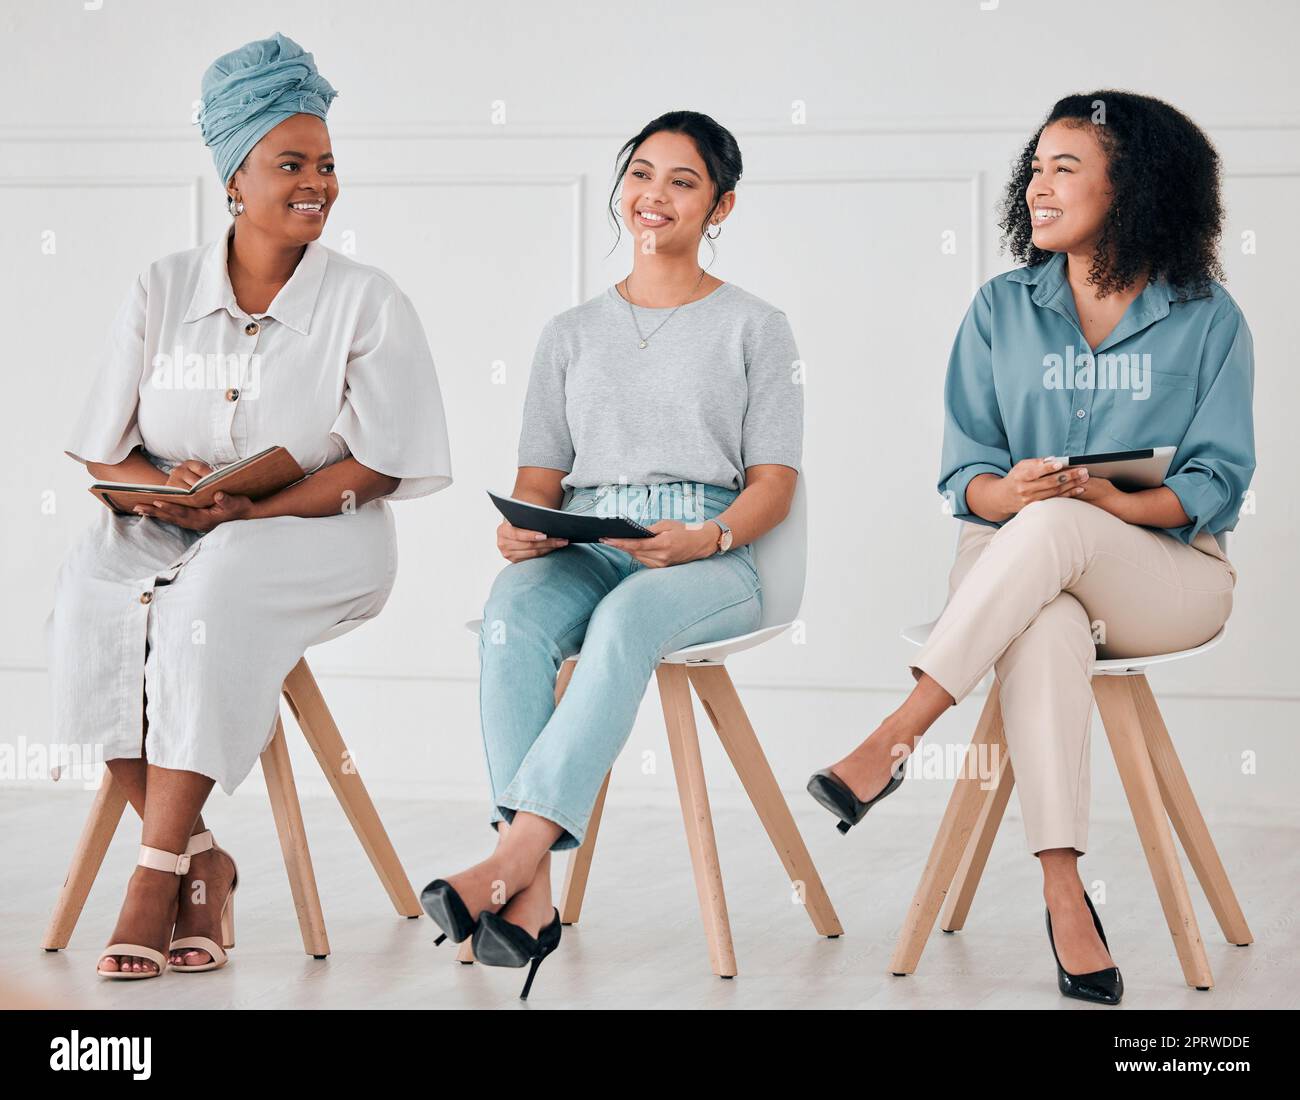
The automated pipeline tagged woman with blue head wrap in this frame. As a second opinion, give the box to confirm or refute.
[199,32,340,262]
[199,31,338,191]
[48,33,453,981]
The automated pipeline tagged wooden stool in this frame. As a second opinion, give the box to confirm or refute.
[458,475,841,976]
[42,658,422,959]
[456,656,843,976]
[888,667,1254,989]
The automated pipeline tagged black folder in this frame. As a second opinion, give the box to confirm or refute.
[488,491,655,542]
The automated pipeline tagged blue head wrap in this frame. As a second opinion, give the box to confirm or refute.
[198,32,338,186]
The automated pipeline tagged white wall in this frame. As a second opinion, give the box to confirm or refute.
[2,1,1297,835]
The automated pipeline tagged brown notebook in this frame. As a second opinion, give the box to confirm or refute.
[90,446,306,515]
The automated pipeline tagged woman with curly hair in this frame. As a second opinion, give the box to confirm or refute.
[807,91,1254,1004]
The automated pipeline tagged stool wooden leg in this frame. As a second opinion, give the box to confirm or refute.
[42,769,128,950]
[282,659,421,918]
[941,730,1014,933]
[1093,675,1214,989]
[560,770,610,925]
[657,663,737,978]
[686,663,843,937]
[261,715,330,958]
[889,688,1004,976]
[1129,675,1253,947]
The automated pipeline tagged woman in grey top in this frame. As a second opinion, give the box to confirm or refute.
[421,112,804,993]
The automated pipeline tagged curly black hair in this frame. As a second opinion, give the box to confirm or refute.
[998,91,1225,298]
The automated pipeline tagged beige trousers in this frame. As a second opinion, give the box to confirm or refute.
[912,497,1236,856]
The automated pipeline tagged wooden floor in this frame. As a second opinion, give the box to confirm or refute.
[3,787,1295,1010]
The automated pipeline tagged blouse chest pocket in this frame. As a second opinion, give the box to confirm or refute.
[1095,365,1197,451]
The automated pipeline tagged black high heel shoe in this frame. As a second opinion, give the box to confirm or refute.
[472,907,562,1000]
[806,764,905,834]
[420,879,477,945]
[1045,891,1124,1005]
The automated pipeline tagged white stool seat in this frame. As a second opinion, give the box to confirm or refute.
[902,526,1234,674]
[900,620,1227,676]
[465,616,793,665]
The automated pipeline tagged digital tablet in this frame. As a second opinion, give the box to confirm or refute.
[1053,446,1176,490]
[488,491,655,542]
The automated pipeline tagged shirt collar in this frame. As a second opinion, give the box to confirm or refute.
[1006,251,1211,351]
[1006,250,1211,304]
[183,226,329,335]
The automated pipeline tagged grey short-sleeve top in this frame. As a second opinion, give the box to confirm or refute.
[517,282,804,491]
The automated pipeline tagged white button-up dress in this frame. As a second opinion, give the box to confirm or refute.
[46,229,453,793]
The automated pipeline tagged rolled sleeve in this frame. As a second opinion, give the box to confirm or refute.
[328,289,453,501]
[1162,299,1256,544]
[938,286,1012,526]
[516,317,575,472]
[64,275,148,466]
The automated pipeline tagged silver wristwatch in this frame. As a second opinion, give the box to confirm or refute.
[708,517,733,554]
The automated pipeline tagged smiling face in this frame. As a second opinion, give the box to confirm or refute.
[1025,119,1113,255]
[620,129,731,249]
[226,113,338,245]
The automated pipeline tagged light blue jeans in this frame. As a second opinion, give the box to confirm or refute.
[478,480,763,850]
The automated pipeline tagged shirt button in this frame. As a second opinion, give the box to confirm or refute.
[1076,409,1087,418]
[244,321,260,336]
[225,388,240,402]
[140,591,153,604]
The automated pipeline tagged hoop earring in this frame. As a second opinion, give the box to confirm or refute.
[227,195,245,217]
[706,222,722,240]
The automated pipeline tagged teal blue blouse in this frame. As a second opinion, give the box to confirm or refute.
[939,251,1255,545]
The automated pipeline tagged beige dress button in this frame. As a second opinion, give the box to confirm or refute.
[140,591,153,604]
[244,321,260,336]
[225,388,240,402]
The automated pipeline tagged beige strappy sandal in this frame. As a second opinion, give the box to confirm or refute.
[168,829,239,973]
[96,843,191,980]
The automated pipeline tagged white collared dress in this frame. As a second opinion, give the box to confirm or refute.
[46,229,453,793]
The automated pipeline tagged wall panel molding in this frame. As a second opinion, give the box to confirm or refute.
[0,175,204,247]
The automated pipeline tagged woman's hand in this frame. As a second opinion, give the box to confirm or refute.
[164,459,214,490]
[974,458,1089,521]
[132,491,253,531]
[599,520,717,568]
[1072,473,1119,506]
[497,520,569,563]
